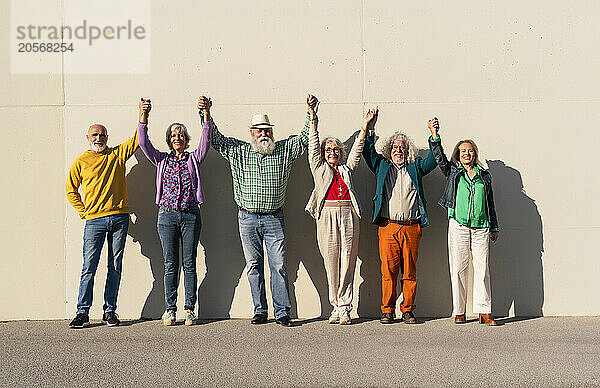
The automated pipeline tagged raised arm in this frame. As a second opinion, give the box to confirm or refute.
[284,106,311,162]
[136,98,166,166]
[66,160,86,219]
[114,99,144,161]
[427,117,452,177]
[417,118,441,175]
[306,94,321,170]
[199,97,242,159]
[361,107,383,173]
[347,107,376,171]
[193,96,213,163]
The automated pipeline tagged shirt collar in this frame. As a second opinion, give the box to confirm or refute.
[459,164,481,179]
[392,161,406,170]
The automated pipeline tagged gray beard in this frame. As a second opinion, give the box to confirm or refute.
[392,156,406,168]
[250,136,276,155]
[90,143,107,153]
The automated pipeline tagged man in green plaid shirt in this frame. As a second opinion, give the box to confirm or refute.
[198,95,318,326]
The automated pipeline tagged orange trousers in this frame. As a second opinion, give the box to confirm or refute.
[378,222,422,313]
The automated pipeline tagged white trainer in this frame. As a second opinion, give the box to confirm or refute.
[184,309,197,326]
[339,310,351,325]
[162,310,176,326]
[328,308,340,324]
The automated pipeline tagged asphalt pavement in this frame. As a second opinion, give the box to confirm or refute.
[2,316,600,387]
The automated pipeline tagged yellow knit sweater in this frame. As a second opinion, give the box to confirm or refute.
[66,130,138,220]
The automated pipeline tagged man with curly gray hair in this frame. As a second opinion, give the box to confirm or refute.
[362,108,438,324]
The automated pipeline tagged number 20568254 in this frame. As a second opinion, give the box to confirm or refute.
[17,42,74,53]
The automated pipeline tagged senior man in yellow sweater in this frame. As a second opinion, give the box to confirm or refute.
[65,108,142,328]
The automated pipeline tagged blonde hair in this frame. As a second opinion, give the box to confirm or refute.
[451,139,484,167]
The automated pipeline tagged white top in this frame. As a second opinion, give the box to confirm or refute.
[381,164,420,221]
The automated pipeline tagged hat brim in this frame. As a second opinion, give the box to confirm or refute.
[249,124,274,129]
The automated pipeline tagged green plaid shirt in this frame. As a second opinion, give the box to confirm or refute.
[210,114,310,213]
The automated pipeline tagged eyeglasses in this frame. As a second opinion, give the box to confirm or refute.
[324,147,341,154]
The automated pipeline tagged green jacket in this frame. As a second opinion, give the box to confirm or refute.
[362,134,437,227]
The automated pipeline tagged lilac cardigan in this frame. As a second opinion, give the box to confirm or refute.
[137,120,212,205]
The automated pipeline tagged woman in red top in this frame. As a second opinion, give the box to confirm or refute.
[304,94,377,324]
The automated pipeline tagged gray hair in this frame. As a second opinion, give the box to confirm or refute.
[165,123,191,151]
[320,137,347,164]
[379,131,417,163]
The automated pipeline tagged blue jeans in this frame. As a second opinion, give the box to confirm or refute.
[238,209,291,319]
[157,206,202,312]
[77,213,129,314]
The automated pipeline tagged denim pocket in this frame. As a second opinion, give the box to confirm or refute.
[158,206,171,215]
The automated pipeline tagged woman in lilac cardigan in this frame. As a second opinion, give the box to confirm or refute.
[137,97,212,326]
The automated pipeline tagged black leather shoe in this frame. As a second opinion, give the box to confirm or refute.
[275,315,291,327]
[250,314,268,324]
[380,313,394,324]
[402,311,418,324]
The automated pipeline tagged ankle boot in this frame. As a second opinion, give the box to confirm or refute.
[478,313,499,326]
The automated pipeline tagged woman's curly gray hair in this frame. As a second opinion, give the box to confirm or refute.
[165,122,191,151]
[379,131,417,163]
[320,137,347,164]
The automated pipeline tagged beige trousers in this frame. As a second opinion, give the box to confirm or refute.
[448,218,492,315]
[316,201,360,313]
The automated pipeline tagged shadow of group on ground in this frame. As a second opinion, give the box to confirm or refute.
[127,131,544,321]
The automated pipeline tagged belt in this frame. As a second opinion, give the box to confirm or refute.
[378,218,419,226]
[323,200,352,208]
[240,207,282,215]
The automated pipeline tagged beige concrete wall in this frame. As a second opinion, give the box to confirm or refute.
[2,0,599,320]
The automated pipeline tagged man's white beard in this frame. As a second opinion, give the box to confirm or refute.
[250,135,275,155]
[392,154,406,168]
[90,142,107,152]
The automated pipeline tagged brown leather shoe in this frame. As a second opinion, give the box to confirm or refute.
[478,314,499,326]
[402,311,418,324]
[454,314,466,324]
[380,313,394,324]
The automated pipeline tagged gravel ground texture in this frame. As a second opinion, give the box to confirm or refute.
[2,316,600,387]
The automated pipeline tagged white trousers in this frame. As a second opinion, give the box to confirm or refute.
[316,202,359,313]
[448,218,491,315]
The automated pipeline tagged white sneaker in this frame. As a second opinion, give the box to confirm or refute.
[339,310,351,325]
[328,309,340,324]
[184,309,197,326]
[162,310,176,326]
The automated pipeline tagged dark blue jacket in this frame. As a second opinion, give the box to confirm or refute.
[362,134,437,227]
[429,137,499,230]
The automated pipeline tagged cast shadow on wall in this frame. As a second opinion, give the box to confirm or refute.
[127,151,164,319]
[285,158,330,318]
[486,160,544,318]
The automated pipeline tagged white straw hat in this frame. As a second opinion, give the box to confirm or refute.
[249,114,274,129]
